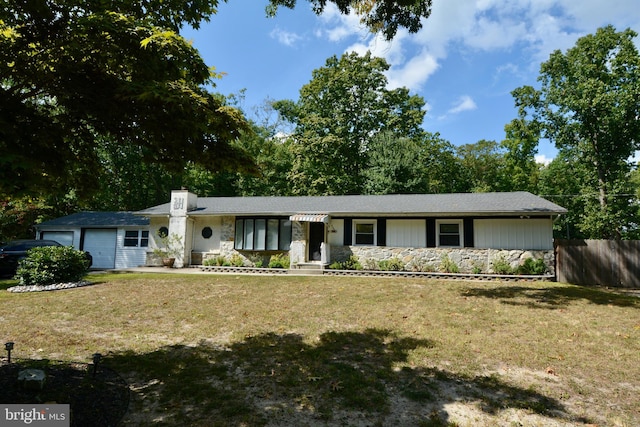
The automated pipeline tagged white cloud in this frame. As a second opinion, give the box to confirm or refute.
[270,27,303,47]
[535,154,554,166]
[386,50,439,90]
[317,3,367,42]
[313,0,640,121]
[448,96,477,114]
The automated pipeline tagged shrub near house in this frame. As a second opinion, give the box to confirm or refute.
[15,246,91,286]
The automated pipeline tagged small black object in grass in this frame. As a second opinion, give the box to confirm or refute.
[5,341,14,364]
[92,353,102,377]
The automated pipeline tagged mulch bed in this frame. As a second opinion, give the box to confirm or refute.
[0,359,129,426]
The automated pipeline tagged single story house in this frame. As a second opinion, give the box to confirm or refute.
[35,212,149,269]
[135,189,567,273]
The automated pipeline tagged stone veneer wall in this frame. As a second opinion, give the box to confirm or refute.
[331,245,555,274]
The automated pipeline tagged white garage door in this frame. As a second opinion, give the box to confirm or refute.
[40,231,74,247]
[83,229,117,269]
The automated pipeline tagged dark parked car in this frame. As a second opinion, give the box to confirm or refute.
[0,240,92,277]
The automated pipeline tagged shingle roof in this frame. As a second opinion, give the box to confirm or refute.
[136,192,566,217]
[37,212,149,228]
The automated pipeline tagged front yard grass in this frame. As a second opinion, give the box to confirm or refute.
[1,273,638,426]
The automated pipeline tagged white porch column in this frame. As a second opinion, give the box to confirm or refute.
[169,189,198,268]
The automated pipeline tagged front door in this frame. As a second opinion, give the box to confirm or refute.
[308,222,324,261]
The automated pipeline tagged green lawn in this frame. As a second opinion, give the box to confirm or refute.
[1,273,638,426]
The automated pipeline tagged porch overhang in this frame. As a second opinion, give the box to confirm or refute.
[289,214,330,223]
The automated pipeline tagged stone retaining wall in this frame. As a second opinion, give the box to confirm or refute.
[331,245,555,274]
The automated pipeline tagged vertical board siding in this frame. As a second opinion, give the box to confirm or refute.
[475,219,553,250]
[386,220,427,247]
[556,239,640,288]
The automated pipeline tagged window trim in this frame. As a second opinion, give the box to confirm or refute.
[124,229,149,248]
[234,217,291,251]
[436,219,463,248]
[353,219,377,246]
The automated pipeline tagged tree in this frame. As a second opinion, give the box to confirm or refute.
[0,1,257,200]
[537,150,589,239]
[274,52,426,195]
[456,140,505,193]
[515,26,640,238]
[266,0,432,40]
[500,118,541,193]
[363,132,426,194]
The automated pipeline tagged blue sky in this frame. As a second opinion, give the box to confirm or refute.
[182,1,640,164]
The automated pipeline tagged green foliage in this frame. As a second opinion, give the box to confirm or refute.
[456,140,506,193]
[515,25,640,239]
[245,253,264,268]
[439,254,459,274]
[491,256,514,275]
[152,233,183,259]
[516,258,548,275]
[1,1,255,200]
[329,255,363,271]
[268,253,290,269]
[378,258,405,271]
[203,256,228,267]
[15,246,90,286]
[275,52,426,195]
[363,132,426,195]
[266,0,433,41]
[0,197,51,241]
[229,254,245,267]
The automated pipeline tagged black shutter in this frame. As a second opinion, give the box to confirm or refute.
[464,218,474,247]
[426,218,436,248]
[377,219,386,246]
[344,219,352,245]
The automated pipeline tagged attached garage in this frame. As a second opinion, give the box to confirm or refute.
[83,229,117,269]
[35,212,149,269]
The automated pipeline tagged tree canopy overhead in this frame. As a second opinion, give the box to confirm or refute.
[0,0,260,199]
[267,0,432,40]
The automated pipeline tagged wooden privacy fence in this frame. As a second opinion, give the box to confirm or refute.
[555,239,640,288]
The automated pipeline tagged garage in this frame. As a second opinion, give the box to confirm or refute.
[40,231,74,247]
[36,212,149,269]
[83,229,117,269]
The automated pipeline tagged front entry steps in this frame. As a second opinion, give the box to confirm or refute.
[293,262,328,275]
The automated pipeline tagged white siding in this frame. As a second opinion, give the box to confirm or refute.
[192,217,222,252]
[387,220,426,247]
[40,231,74,247]
[474,218,553,250]
[115,229,148,269]
[327,219,344,246]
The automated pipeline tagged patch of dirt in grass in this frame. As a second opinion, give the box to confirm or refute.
[102,331,603,427]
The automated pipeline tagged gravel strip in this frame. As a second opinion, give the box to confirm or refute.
[7,281,94,293]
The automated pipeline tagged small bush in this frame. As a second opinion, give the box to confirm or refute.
[378,258,405,271]
[407,260,435,272]
[204,256,228,266]
[247,253,264,268]
[268,253,290,269]
[491,255,513,274]
[15,246,90,286]
[439,254,459,273]
[329,255,363,270]
[229,254,245,267]
[516,257,547,275]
